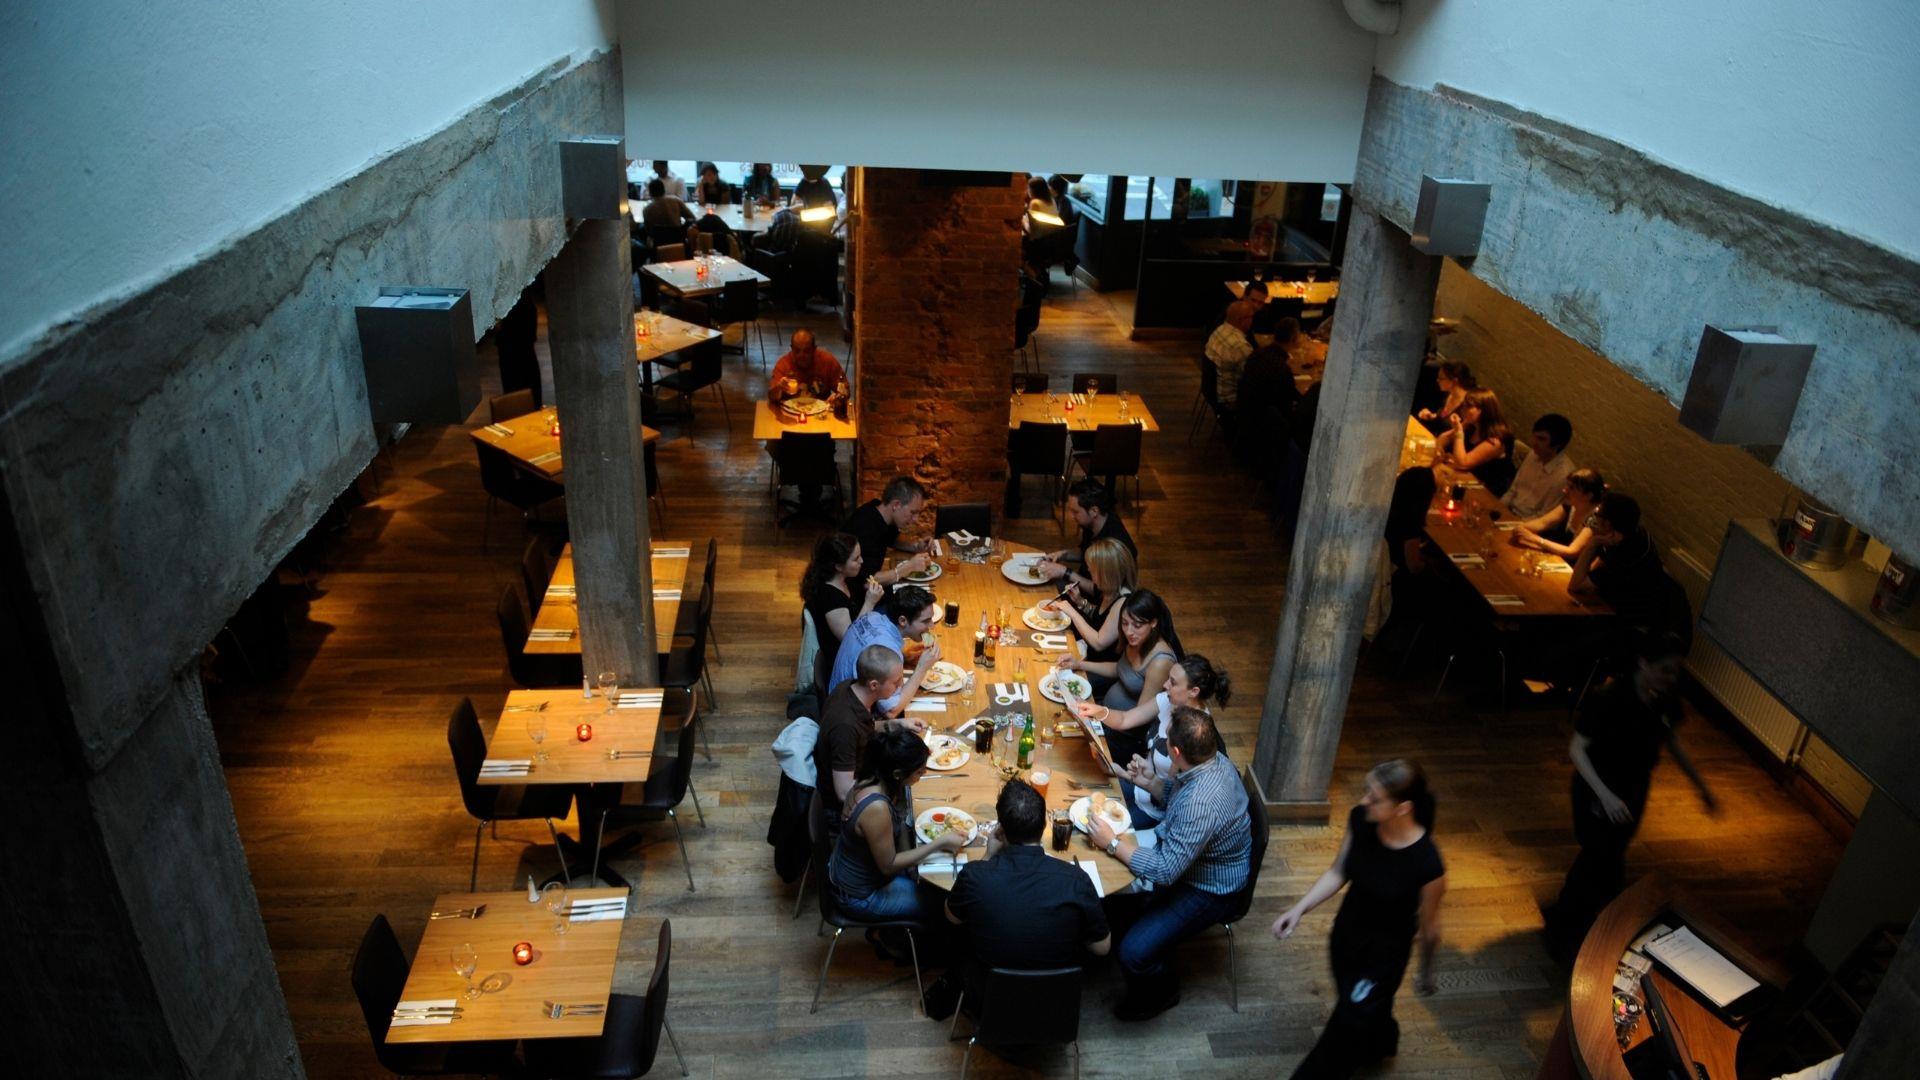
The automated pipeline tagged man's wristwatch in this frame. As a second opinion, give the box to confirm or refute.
[1105,836,1122,855]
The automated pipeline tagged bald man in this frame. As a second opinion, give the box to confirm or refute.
[1206,300,1258,409]
[768,329,847,405]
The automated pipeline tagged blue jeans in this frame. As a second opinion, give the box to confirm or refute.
[1116,882,1240,978]
[836,875,932,922]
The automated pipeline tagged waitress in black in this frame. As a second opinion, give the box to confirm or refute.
[1274,760,1446,1078]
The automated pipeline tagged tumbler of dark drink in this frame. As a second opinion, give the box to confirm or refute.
[974,719,995,754]
[1050,811,1072,852]
[944,601,959,626]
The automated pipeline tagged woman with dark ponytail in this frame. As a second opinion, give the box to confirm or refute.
[1115,654,1232,829]
[1272,760,1446,1078]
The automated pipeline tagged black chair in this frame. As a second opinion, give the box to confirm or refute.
[1190,358,1234,448]
[520,537,556,611]
[1006,420,1069,519]
[948,967,1083,1078]
[673,539,719,665]
[1218,767,1271,1012]
[587,689,705,891]
[1070,372,1116,395]
[934,503,992,540]
[772,431,844,525]
[648,224,688,252]
[525,920,687,1079]
[352,915,521,1077]
[489,388,537,424]
[1012,372,1049,394]
[447,698,573,891]
[718,279,777,367]
[496,582,583,688]
[808,788,927,1016]
[655,339,729,427]
[653,242,687,264]
[1070,423,1144,503]
[476,443,565,551]
[645,440,665,528]
[662,580,718,715]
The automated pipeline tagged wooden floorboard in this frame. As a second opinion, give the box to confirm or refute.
[208,279,1844,1078]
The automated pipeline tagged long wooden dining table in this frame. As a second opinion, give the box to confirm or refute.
[526,541,695,655]
[887,541,1143,896]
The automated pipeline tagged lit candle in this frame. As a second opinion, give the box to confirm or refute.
[513,941,534,965]
[576,723,593,742]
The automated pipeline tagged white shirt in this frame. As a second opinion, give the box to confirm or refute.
[1205,322,1254,406]
[1504,446,1575,519]
[654,172,687,201]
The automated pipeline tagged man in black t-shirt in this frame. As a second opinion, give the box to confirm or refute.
[1543,634,1715,962]
[840,475,931,588]
[946,780,1110,991]
[814,645,904,818]
[1038,481,1135,599]
[1570,493,1675,631]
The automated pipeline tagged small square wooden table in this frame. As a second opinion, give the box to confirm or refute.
[385,887,628,1044]
[481,689,662,787]
[526,540,694,656]
[1009,390,1160,433]
[641,255,770,299]
[753,400,859,441]
[470,407,659,482]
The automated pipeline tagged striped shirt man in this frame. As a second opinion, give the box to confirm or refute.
[1127,752,1251,895]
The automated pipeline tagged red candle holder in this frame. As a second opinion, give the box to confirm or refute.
[576,723,593,742]
[513,941,534,965]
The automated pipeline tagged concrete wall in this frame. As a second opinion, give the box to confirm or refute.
[1377,0,1920,261]
[0,0,616,356]
[1354,77,1920,561]
[616,0,1376,181]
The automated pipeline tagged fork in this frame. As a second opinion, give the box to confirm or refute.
[429,904,487,920]
[546,1000,607,1019]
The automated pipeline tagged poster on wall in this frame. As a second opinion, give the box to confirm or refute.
[1248,181,1288,259]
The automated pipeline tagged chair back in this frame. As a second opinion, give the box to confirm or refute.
[350,914,407,1063]
[777,432,839,488]
[1012,372,1049,394]
[1221,766,1270,924]
[655,689,701,807]
[684,338,723,387]
[719,278,760,323]
[654,243,686,263]
[976,967,1083,1049]
[476,442,524,503]
[644,439,662,498]
[1199,357,1220,407]
[1071,372,1116,395]
[521,538,555,609]
[489,389,536,424]
[649,224,688,250]
[636,920,674,1071]
[809,787,849,925]
[447,698,500,821]
[699,538,718,595]
[1086,424,1144,477]
[1008,421,1069,474]
[666,297,713,327]
[934,503,991,539]
[495,581,536,686]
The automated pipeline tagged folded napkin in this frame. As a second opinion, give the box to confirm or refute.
[568,899,627,923]
[390,999,458,1027]
[920,854,969,876]
[905,698,947,713]
[528,629,576,640]
[653,588,681,600]
[1485,594,1526,607]
[1538,562,1574,574]
[548,584,577,597]
[530,451,561,466]
[653,546,691,557]
[616,691,664,704]
[1449,554,1486,568]
[483,423,513,437]
[930,539,944,557]
[1074,858,1105,898]
[480,758,533,771]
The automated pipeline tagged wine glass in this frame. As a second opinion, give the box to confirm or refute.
[542,881,569,936]
[524,712,548,762]
[1085,378,1100,402]
[958,673,976,711]
[1013,376,1026,405]
[451,943,480,1000]
[598,670,618,714]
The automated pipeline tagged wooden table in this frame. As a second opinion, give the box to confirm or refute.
[1009,390,1160,433]
[1226,279,1341,305]
[753,400,859,441]
[1400,418,1611,619]
[526,541,694,655]
[385,888,628,1044]
[641,255,770,299]
[890,542,1141,896]
[633,311,720,366]
[480,689,661,786]
[636,200,776,236]
[470,407,659,482]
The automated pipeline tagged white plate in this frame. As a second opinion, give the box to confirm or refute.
[915,805,979,844]
[901,562,943,584]
[1023,604,1071,633]
[924,736,971,771]
[1001,555,1052,586]
[1069,795,1133,835]
[921,660,966,693]
[1038,670,1092,705]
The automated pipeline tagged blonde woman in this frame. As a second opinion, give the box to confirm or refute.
[1047,537,1137,665]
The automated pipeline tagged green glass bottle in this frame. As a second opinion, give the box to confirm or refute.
[1017,715,1036,770]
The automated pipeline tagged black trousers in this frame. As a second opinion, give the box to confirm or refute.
[1291,918,1415,1078]
[1546,777,1647,955]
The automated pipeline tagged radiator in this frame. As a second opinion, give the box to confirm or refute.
[1672,548,1805,761]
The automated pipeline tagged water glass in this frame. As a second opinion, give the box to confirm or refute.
[542,881,569,936]
[598,670,618,714]
[525,713,548,762]
[451,943,480,1000]
[1086,378,1100,401]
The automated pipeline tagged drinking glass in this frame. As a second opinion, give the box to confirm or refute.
[1118,393,1130,420]
[542,881,569,935]
[452,943,480,1000]
[1013,655,1027,684]
[1030,766,1051,800]
[1085,378,1100,401]
[1013,376,1026,404]
[598,670,618,714]
[959,673,976,711]
[525,712,548,762]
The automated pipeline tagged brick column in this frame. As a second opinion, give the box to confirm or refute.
[853,169,1024,507]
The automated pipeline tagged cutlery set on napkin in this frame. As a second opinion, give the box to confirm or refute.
[1449,553,1487,569]
[905,698,947,713]
[565,896,627,923]
[528,628,576,641]
[613,690,664,710]
[391,999,462,1027]
[653,546,691,557]
[1485,594,1527,607]
[529,451,561,466]
[482,423,514,437]
[480,758,533,777]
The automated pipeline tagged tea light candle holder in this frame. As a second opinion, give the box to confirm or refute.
[513,941,534,965]
[576,723,593,742]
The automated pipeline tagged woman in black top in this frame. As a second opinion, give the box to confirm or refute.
[1443,387,1517,497]
[800,532,884,692]
[1274,760,1446,1078]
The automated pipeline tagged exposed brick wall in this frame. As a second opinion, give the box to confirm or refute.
[1434,263,1795,576]
[853,168,1024,507]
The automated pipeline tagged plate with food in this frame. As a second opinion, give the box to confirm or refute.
[1038,669,1093,705]
[924,735,970,771]
[901,562,943,584]
[1001,554,1051,586]
[921,660,966,694]
[1069,793,1133,836]
[1023,604,1071,632]
[916,805,978,843]
[780,395,831,418]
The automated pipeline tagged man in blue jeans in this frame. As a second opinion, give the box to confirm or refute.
[1088,707,1251,1020]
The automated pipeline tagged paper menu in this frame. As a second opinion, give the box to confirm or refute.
[1643,926,1760,1008]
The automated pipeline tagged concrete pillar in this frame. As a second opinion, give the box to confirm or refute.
[853,168,1024,506]
[544,218,657,684]
[1252,209,1439,819]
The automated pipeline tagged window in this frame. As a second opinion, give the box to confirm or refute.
[1118,177,1238,221]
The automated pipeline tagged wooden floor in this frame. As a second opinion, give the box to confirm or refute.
[209,279,1844,1078]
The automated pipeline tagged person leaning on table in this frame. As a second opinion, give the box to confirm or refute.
[1037,480,1135,602]
[1086,707,1250,1022]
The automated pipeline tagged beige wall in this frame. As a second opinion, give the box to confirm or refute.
[1432,262,1794,575]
